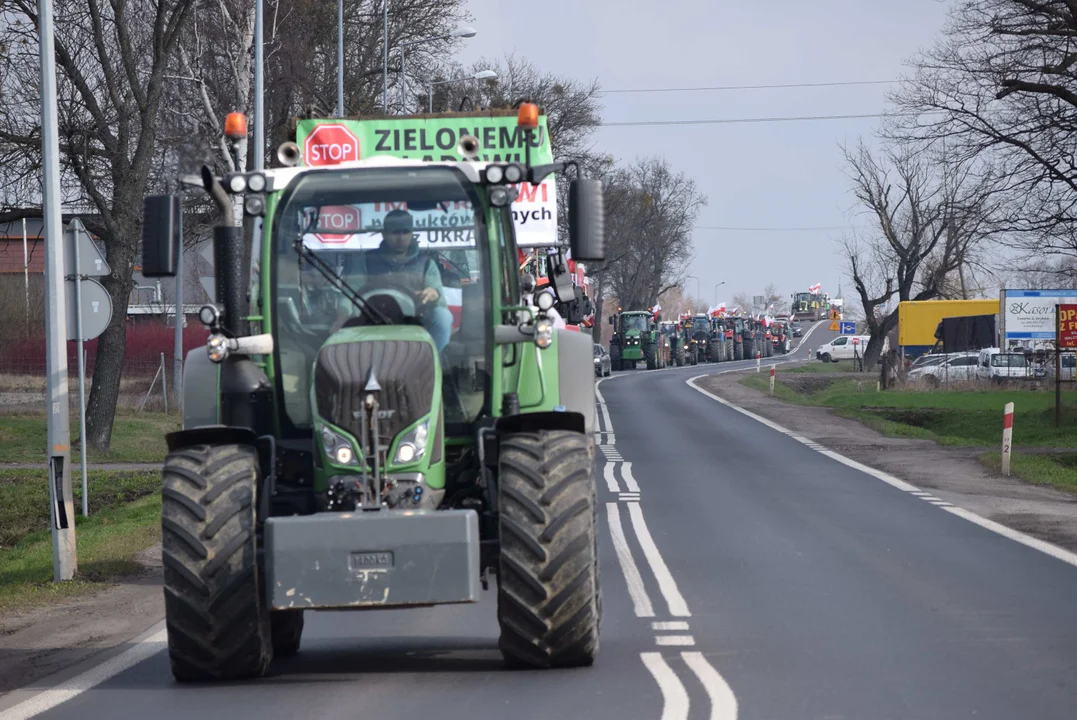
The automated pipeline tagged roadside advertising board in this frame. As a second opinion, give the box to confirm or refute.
[1058,304,1077,349]
[296,115,557,248]
[1000,289,1077,351]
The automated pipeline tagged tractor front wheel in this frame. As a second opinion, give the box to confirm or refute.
[161,443,272,682]
[497,430,601,668]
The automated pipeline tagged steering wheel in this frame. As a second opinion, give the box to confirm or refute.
[348,279,431,325]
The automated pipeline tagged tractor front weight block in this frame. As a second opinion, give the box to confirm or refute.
[264,509,482,610]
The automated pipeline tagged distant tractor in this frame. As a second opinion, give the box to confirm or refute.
[687,313,710,364]
[609,310,662,370]
[791,290,828,322]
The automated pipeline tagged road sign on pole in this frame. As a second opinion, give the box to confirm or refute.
[828,319,839,331]
[40,0,77,581]
[64,220,114,517]
[839,321,856,335]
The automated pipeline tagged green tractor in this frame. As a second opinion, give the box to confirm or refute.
[139,105,604,681]
[609,310,661,370]
[687,313,710,364]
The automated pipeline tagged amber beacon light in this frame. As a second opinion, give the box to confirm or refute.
[517,102,539,129]
[225,112,248,139]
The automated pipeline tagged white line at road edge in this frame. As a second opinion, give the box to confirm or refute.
[0,627,167,720]
[685,375,1077,571]
[605,502,656,617]
[640,653,691,720]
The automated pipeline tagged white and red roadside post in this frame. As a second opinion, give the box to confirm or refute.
[769,366,775,396]
[1002,402,1014,476]
[756,350,761,373]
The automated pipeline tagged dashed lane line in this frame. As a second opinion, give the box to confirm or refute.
[625,502,692,618]
[655,635,696,647]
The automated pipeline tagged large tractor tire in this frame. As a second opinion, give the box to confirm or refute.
[161,443,272,682]
[610,345,622,372]
[744,338,755,360]
[674,343,686,367]
[497,430,601,668]
[705,342,718,363]
[734,342,744,361]
[645,344,657,370]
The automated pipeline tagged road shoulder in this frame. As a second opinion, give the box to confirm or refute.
[0,544,163,698]
[697,370,1077,552]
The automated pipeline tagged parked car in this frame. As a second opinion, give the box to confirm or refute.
[594,343,611,377]
[976,348,1030,383]
[907,352,980,385]
[815,335,887,363]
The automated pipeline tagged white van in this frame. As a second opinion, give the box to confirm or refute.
[976,348,1030,382]
[815,335,887,363]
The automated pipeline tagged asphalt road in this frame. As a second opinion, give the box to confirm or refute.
[6,320,1077,719]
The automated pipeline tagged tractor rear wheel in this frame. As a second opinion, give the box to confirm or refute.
[645,344,657,370]
[734,342,743,361]
[161,443,272,682]
[497,430,600,668]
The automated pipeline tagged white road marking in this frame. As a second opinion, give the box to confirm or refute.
[685,375,1077,572]
[656,635,696,646]
[605,502,655,617]
[653,621,691,631]
[0,627,167,720]
[683,651,740,720]
[603,462,621,492]
[626,502,691,617]
[622,462,641,492]
[640,653,691,720]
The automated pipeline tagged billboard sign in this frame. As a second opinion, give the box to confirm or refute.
[1001,289,1077,350]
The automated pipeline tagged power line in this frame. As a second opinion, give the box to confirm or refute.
[695,225,864,232]
[600,79,896,94]
[601,112,898,127]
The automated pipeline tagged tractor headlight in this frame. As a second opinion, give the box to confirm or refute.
[321,425,358,466]
[536,317,553,348]
[394,420,429,464]
[206,333,229,363]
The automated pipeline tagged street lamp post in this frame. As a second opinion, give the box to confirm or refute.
[687,274,701,311]
[714,281,725,306]
[428,69,497,113]
[397,27,476,113]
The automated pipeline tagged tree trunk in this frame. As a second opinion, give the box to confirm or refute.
[85,223,137,451]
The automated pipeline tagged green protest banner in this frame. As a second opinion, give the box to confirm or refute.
[295,115,557,247]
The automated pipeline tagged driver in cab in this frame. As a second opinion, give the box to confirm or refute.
[333,209,453,351]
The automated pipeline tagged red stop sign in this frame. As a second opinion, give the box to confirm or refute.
[304,123,360,166]
[312,205,361,244]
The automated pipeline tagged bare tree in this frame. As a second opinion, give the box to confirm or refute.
[0,0,197,450]
[888,0,1077,262]
[841,139,996,367]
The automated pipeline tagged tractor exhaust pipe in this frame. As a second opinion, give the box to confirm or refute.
[457,134,480,160]
[201,164,245,335]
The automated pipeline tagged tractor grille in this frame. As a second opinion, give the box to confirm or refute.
[314,340,436,445]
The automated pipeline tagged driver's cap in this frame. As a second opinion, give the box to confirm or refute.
[383,209,413,232]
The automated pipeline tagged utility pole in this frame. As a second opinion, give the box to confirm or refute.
[39,0,77,580]
[254,0,264,170]
[382,0,389,113]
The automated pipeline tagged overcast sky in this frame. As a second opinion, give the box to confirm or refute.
[455,0,950,309]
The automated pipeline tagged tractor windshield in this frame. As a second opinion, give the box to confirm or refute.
[272,166,489,432]
[622,315,649,332]
[692,318,709,333]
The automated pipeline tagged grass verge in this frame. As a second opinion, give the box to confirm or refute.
[979,451,1077,494]
[0,470,162,613]
[0,411,178,464]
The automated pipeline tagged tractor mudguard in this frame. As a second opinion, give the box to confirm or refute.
[496,410,586,435]
[264,509,482,609]
[166,425,260,453]
[555,328,597,434]
[181,349,220,429]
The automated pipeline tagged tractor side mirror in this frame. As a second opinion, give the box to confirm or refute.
[568,178,605,262]
[141,194,181,277]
